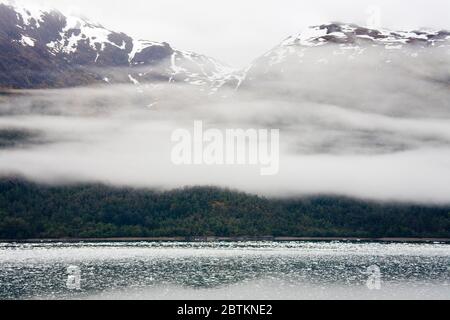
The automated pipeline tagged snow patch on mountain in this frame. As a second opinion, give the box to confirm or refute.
[278,23,450,50]
[13,2,45,28]
[16,34,35,46]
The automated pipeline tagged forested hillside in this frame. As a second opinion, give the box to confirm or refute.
[0,178,449,239]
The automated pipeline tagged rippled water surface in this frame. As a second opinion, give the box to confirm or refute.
[0,241,449,300]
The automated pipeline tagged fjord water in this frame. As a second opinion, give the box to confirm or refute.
[0,241,448,300]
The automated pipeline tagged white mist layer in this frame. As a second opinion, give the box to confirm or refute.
[0,38,449,204]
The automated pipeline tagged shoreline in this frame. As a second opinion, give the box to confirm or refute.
[1,237,449,243]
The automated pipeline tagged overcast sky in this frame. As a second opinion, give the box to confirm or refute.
[7,0,450,67]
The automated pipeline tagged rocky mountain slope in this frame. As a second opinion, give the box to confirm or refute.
[240,23,450,89]
[0,2,237,89]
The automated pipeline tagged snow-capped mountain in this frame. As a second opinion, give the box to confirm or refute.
[0,2,236,89]
[231,22,450,121]
[1,1,448,98]
[239,22,450,90]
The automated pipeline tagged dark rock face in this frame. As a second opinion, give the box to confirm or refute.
[133,43,173,65]
[30,11,66,44]
[0,3,232,89]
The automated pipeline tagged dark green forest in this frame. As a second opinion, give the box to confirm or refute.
[0,178,449,239]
